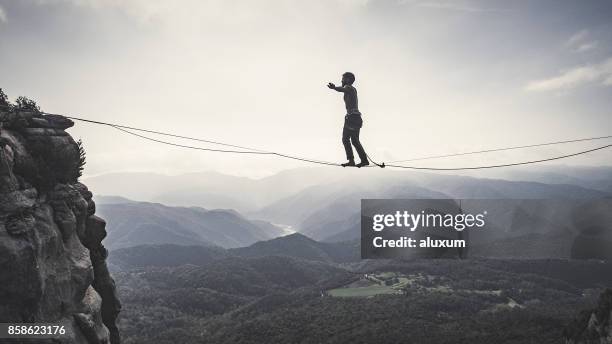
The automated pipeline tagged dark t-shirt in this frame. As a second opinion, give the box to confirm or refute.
[342,85,360,115]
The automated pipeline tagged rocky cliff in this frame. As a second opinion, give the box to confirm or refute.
[564,289,612,344]
[0,100,121,343]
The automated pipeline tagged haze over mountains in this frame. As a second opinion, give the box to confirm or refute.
[87,169,334,212]
[89,166,612,255]
[283,177,609,243]
[85,166,612,214]
[96,202,287,249]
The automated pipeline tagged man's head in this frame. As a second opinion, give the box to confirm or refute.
[342,72,355,86]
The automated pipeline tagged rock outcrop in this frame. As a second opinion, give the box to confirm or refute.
[564,289,612,344]
[0,104,121,344]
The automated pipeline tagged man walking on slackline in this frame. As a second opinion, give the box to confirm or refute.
[328,72,369,167]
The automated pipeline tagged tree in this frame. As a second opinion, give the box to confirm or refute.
[14,96,40,111]
[0,88,9,106]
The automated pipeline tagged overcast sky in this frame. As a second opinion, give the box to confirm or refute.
[0,0,610,177]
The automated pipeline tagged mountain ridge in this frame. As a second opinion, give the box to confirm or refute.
[97,201,287,250]
[108,232,359,270]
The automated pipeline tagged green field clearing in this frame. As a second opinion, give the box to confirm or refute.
[328,274,411,298]
[328,284,402,297]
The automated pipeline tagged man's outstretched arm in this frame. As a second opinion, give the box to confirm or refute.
[327,83,345,92]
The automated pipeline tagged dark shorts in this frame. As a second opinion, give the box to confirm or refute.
[344,114,363,130]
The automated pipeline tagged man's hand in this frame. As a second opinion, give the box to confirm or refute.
[327,82,336,89]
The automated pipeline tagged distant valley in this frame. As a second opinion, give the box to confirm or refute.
[96,166,612,344]
[93,166,612,257]
[111,235,612,344]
